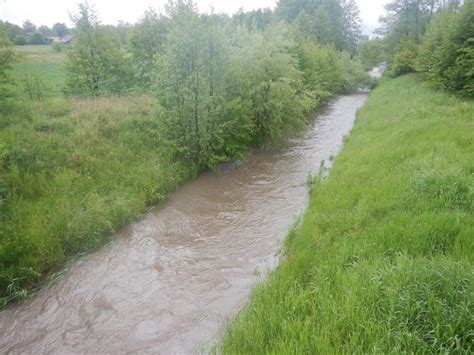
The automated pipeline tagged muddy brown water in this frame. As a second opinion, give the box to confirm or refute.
[0,81,379,353]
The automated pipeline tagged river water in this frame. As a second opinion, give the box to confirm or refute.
[0,77,379,353]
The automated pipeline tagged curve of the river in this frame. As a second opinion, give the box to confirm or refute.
[0,72,381,353]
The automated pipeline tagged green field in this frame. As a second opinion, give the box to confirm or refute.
[12,45,67,97]
[221,75,474,353]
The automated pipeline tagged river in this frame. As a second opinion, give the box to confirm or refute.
[0,68,382,353]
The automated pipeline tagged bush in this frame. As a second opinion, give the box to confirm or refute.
[52,42,63,52]
[418,2,474,97]
[388,39,419,77]
[29,32,46,45]
[19,69,47,100]
[13,35,27,45]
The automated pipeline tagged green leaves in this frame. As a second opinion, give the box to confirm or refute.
[65,2,132,97]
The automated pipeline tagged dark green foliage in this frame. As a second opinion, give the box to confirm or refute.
[155,2,362,169]
[418,0,474,96]
[13,35,27,46]
[0,21,24,42]
[276,0,362,52]
[128,9,169,90]
[388,38,419,76]
[29,32,46,45]
[65,3,132,97]
[22,20,36,36]
[232,8,274,31]
[52,23,68,37]
[379,0,473,96]
[357,38,386,70]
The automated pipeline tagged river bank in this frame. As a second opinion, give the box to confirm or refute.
[0,90,369,352]
[221,74,473,353]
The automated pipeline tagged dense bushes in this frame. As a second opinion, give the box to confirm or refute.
[65,3,133,96]
[154,3,368,170]
[382,0,473,97]
[418,1,474,96]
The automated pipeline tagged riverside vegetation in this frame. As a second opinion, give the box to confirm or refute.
[1,1,369,305]
[221,74,473,354]
[222,0,473,352]
[0,0,472,351]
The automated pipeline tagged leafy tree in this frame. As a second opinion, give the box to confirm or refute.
[275,0,352,51]
[128,8,169,89]
[66,2,131,97]
[37,25,52,37]
[342,0,362,54]
[157,1,248,168]
[22,20,36,36]
[0,21,25,41]
[13,35,27,45]
[231,24,313,143]
[388,38,419,76]
[418,0,474,96]
[357,38,386,69]
[29,32,46,44]
[116,21,131,45]
[232,8,273,31]
[52,23,68,37]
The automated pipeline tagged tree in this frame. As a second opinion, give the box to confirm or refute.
[128,8,169,89]
[52,23,68,37]
[13,35,27,45]
[0,21,24,41]
[275,0,348,50]
[357,38,386,69]
[342,0,362,54]
[29,32,45,44]
[418,0,474,96]
[37,25,52,37]
[66,2,131,97]
[22,20,36,35]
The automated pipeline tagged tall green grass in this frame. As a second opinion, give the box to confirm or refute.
[0,96,194,306]
[12,45,67,97]
[221,75,473,353]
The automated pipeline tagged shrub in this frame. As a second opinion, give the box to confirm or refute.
[13,35,27,45]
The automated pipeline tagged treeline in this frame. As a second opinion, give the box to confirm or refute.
[378,0,473,97]
[0,20,69,45]
[65,0,369,169]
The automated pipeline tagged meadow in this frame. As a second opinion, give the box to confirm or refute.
[12,45,67,97]
[221,75,473,353]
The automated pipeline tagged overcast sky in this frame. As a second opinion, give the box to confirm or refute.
[0,0,389,35]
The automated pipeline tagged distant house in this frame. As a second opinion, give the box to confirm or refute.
[59,35,73,44]
[45,36,60,44]
[45,35,73,45]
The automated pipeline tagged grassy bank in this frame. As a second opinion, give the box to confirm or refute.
[0,95,193,305]
[221,75,473,353]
